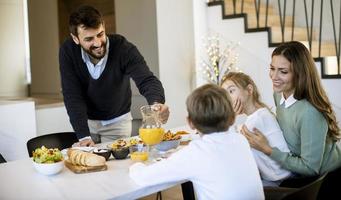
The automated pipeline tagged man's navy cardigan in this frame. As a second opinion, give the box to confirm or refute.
[59,34,165,139]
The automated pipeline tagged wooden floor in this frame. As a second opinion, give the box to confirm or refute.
[139,185,183,200]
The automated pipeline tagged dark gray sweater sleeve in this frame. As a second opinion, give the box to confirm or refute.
[59,46,90,140]
[120,42,165,104]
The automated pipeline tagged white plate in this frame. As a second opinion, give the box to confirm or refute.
[70,146,95,152]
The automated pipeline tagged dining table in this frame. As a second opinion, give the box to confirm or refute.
[0,125,196,200]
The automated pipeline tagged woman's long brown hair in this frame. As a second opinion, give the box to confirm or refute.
[272,41,340,141]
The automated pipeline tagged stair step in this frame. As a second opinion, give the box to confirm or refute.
[300,41,337,57]
[224,0,276,15]
[224,0,293,28]
[271,26,316,43]
[247,14,293,28]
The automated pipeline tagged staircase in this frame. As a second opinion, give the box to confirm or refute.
[208,0,341,78]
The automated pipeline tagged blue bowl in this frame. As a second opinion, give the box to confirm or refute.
[155,140,180,152]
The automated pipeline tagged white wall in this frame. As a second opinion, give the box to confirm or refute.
[205,5,341,126]
[0,0,27,97]
[193,0,209,87]
[156,0,195,129]
[207,6,274,107]
[28,0,61,98]
[115,0,158,123]
[35,105,73,136]
[115,0,194,128]
[0,101,36,161]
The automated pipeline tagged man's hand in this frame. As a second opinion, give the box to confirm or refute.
[72,138,95,147]
[152,103,170,124]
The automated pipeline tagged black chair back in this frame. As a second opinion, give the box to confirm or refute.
[282,173,327,200]
[317,167,341,199]
[279,174,321,188]
[27,132,78,157]
[0,153,6,163]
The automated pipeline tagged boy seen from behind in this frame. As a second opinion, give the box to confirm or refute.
[130,84,264,200]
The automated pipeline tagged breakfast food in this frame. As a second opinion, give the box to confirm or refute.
[67,149,105,167]
[32,146,63,163]
[175,130,190,135]
[111,139,128,149]
[163,130,181,141]
[129,138,143,146]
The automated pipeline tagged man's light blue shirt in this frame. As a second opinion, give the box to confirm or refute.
[81,37,109,80]
[81,38,130,126]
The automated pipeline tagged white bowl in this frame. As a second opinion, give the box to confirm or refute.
[155,140,180,152]
[32,160,64,176]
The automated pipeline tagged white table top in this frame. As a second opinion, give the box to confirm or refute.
[0,125,195,200]
[0,153,184,200]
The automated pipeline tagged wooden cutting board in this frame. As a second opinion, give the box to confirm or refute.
[64,159,107,174]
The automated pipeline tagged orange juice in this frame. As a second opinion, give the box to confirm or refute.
[139,128,165,145]
[130,152,148,162]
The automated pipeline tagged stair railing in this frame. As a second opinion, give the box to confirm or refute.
[207,0,341,78]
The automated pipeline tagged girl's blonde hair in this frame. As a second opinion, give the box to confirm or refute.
[221,72,268,110]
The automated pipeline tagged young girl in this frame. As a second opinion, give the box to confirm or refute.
[242,41,341,176]
[221,72,291,184]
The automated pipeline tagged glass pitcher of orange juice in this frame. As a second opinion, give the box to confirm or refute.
[139,105,164,145]
[139,105,165,160]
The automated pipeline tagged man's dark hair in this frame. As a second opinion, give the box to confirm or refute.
[69,5,103,36]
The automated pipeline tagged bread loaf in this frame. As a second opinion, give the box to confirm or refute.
[67,149,105,167]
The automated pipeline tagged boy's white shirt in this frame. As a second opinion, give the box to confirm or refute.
[243,107,292,181]
[129,130,264,200]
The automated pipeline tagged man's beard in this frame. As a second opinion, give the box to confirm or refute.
[82,41,107,60]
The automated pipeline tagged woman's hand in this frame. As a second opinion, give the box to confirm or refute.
[233,98,243,115]
[241,125,272,155]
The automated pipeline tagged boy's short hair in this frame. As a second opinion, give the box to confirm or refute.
[186,84,235,134]
[69,5,103,36]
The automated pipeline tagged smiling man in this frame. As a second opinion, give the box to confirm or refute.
[59,5,169,146]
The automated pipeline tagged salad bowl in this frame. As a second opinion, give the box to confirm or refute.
[32,160,64,176]
[32,146,64,175]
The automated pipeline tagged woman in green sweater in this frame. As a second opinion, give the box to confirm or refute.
[242,41,341,176]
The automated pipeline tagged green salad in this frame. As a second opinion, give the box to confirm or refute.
[32,146,63,163]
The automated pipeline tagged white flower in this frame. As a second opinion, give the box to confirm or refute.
[200,34,240,85]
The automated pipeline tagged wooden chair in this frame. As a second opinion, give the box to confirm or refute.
[26,132,78,157]
[264,173,327,200]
